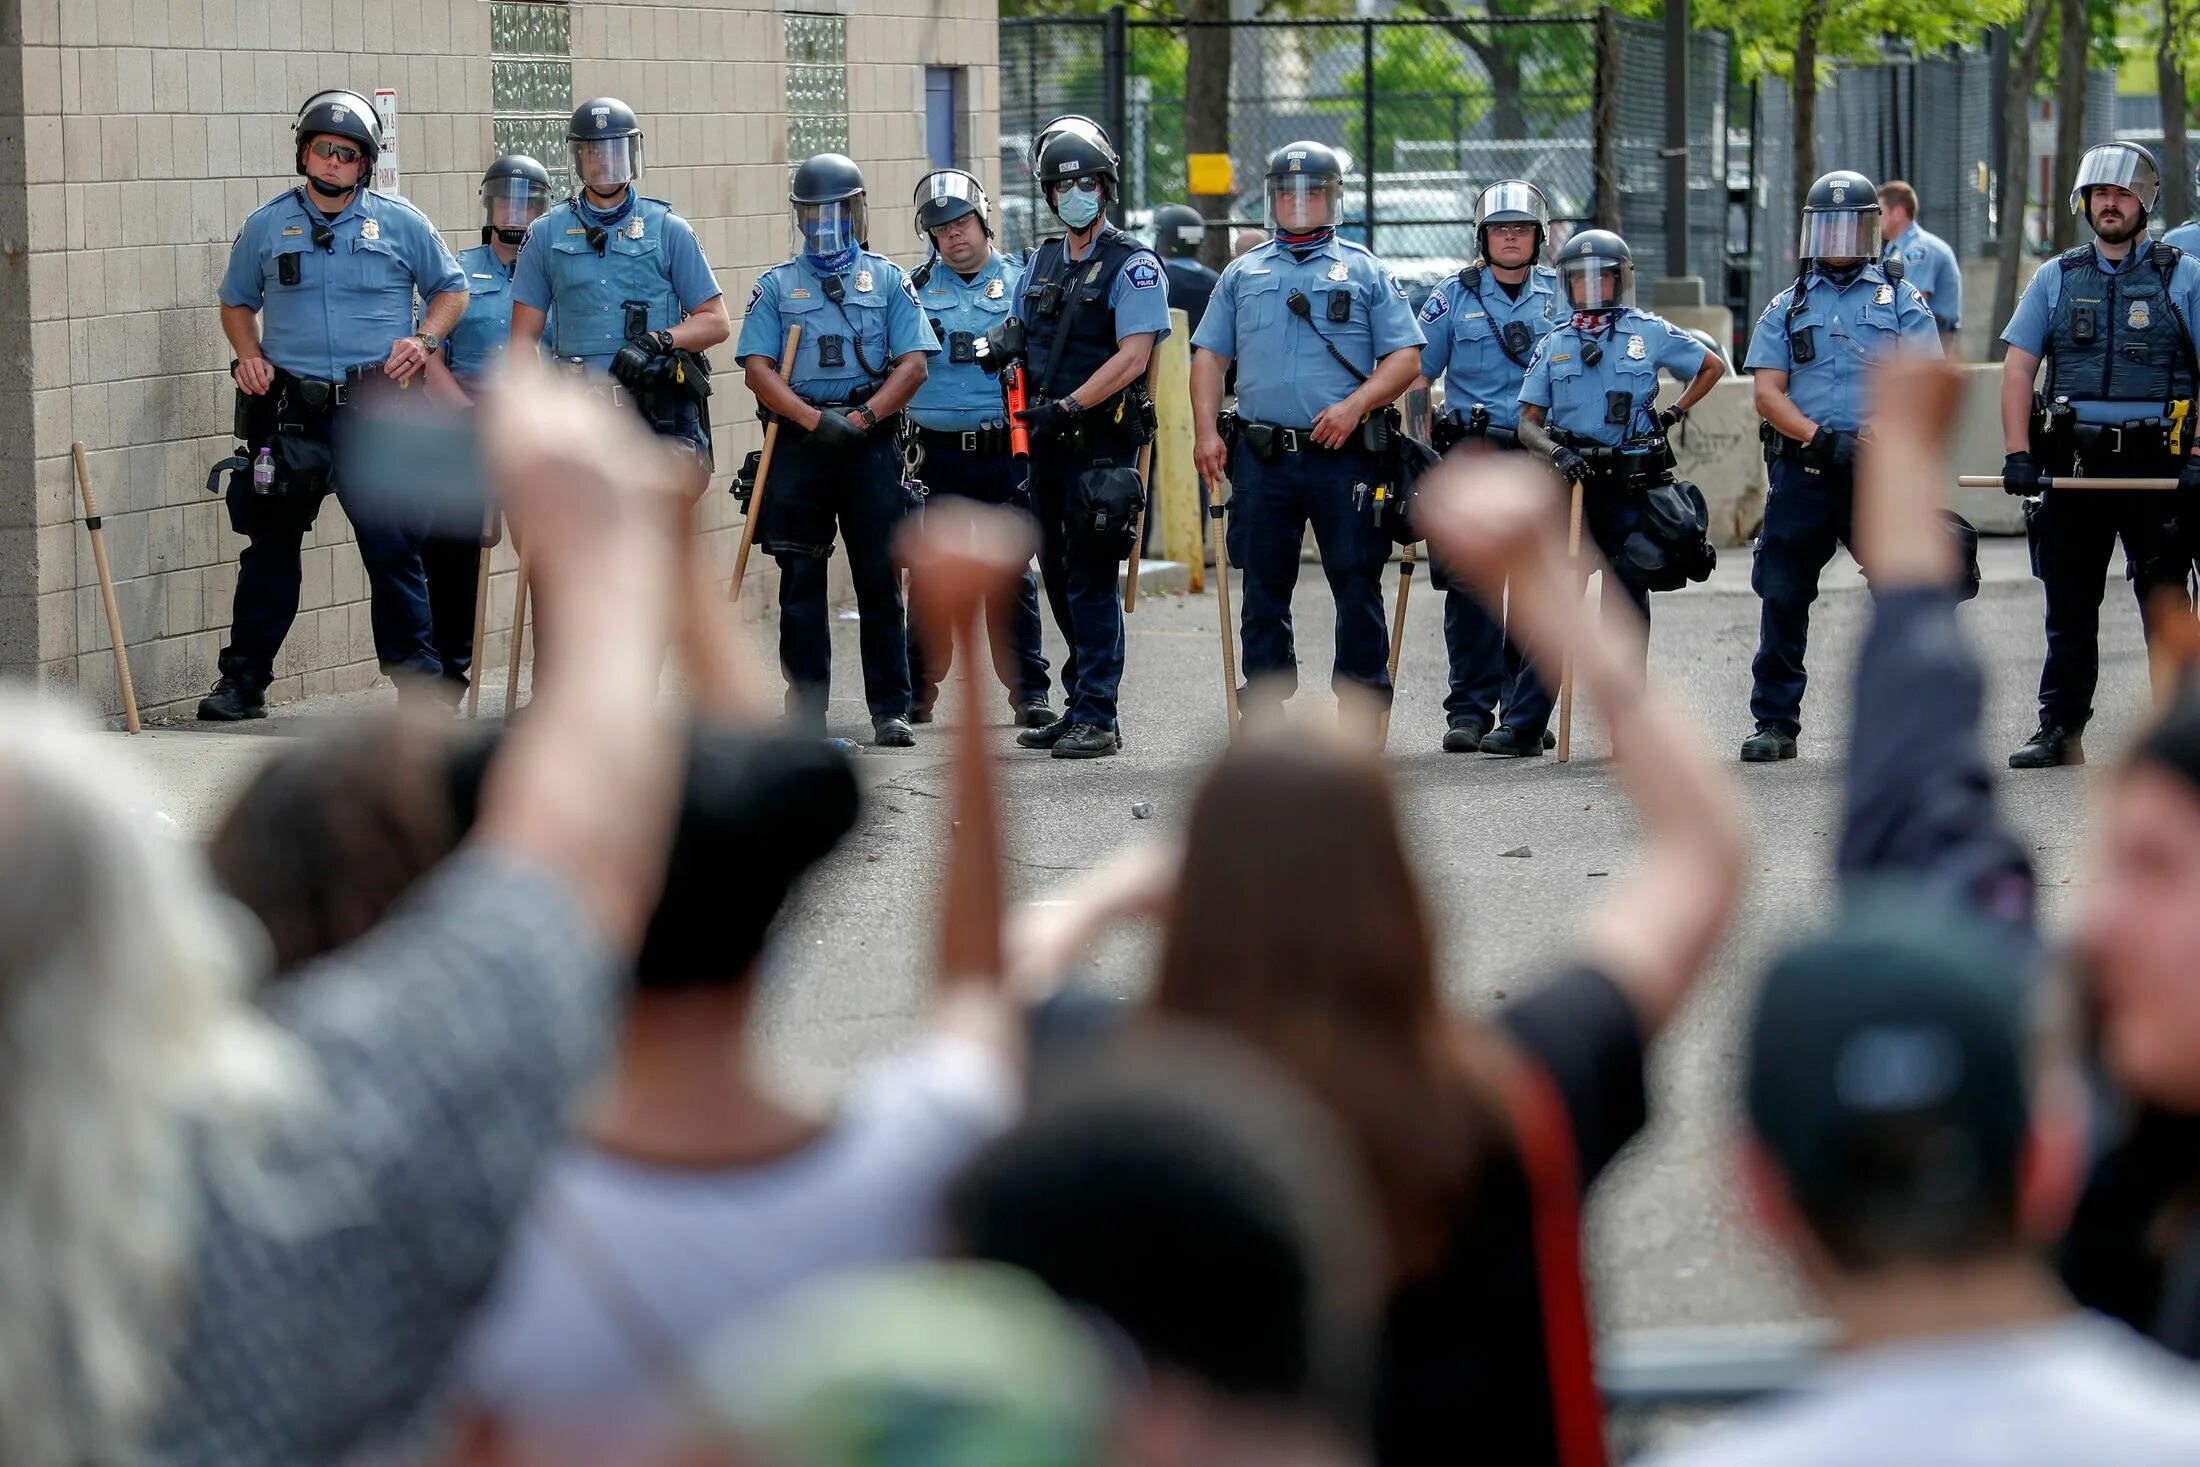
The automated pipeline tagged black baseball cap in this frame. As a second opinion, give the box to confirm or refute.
[1746,884,2038,1263]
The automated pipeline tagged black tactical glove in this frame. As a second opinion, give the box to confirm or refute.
[1656,405,1688,431]
[610,338,662,391]
[2001,451,2043,497]
[2180,455,2200,497]
[1549,443,1589,484]
[1016,395,1082,442]
[808,408,867,452]
[975,318,1027,376]
[1807,426,1858,468]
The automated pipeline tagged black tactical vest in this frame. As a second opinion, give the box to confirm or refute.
[2044,244,2196,409]
[1021,227,1142,406]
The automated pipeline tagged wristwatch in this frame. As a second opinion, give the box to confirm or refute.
[413,332,441,354]
[1059,393,1083,415]
[852,403,879,431]
[653,329,677,353]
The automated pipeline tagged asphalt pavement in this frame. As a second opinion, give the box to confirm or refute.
[120,535,2148,1343]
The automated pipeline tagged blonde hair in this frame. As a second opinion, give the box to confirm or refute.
[0,693,299,1465]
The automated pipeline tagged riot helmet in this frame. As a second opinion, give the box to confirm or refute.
[481,154,553,245]
[1031,114,1111,173]
[1265,141,1345,234]
[2070,141,2160,219]
[1554,229,1633,316]
[1153,203,1206,259]
[568,98,644,195]
[1474,178,1550,265]
[295,89,379,189]
[914,168,990,240]
[1036,129,1119,231]
[1798,170,1881,263]
[792,153,869,267]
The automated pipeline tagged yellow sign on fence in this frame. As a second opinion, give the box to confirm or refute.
[1187,153,1234,197]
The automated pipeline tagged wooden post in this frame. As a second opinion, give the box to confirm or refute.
[1152,307,1203,591]
[1557,478,1584,763]
[503,554,530,718]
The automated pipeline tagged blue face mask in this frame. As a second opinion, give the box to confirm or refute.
[1054,184,1102,230]
[800,209,858,274]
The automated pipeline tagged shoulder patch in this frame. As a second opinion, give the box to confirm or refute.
[901,274,921,304]
[746,280,764,314]
[1387,272,1408,300]
[1126,258,1162,290]
[1419,291,1449,323]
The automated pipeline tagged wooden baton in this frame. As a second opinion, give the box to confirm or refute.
[503,553,530,718]
[1956,475,2176,491]
[466,510,496,719]
[1557,477,1584,764]
[728,324,802,602]
[1122,439,1156,612]
[1377,543,1416,751]
[71,443,140,733]
[1210,481,1241,739]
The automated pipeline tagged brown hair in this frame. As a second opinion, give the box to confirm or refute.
[208,713,464,978]
[1151,738,1511,1281]
[1878,180,1919,216]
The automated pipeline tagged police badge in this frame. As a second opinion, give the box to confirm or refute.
[855,270,874,294]
[2131,299,2152,330]
[985,277,1005,299]
[1875,283,1894,306]
[360,218,380,241]
[627,215,645,240]
[1327,260,1349,282]
[1626,334,1646,360]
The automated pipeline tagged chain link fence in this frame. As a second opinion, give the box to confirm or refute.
[1000,7,1729,308]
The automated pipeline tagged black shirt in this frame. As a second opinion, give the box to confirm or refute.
[1373,963,1648,1467]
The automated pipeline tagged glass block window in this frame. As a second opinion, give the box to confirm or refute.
[492,2,574,198]
[785,13,850,160]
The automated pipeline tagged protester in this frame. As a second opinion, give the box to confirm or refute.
[1009,455,1747,1465]
[1637,355,2200,1466]
[0,378,690,1467]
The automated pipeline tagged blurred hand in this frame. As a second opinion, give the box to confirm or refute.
[1310,398,1361,450]
[1865,357,1965,459]
[234,356,276,395]
[897,500,1041,663]
[1195,428,1229,483]
[1413,453,1569,599]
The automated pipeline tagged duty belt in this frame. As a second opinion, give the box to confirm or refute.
[279,361,383,412]
[2072,417,2170,458]
[1241,420,1345,460]
[556,359,631,409]
[915,423,1011,457]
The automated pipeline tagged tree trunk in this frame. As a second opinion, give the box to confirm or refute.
[2160,4,2193,231]
[1791,0,1831,222]
[2051,0,2089,252]
[1184,0,1231,269]
[1992,1,2052,363]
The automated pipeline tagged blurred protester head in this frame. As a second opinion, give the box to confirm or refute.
[0,695,296,1467]
[699,1262,1116,1467]
[1231,227,1264,259]
[2080,686,2200,1112]
[1744,885,2079,1284]
[209,711,462,978]
[947,1029,1377,1465]
[1151,737,1506,1282]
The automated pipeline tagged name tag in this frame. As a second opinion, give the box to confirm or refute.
[282,227,303,236]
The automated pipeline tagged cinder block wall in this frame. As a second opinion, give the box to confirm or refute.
[0,0,1001,719]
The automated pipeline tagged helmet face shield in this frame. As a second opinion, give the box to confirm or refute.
[1267,173,1341,233]
[794,197,867,260]
[1559,254,1631,313]
[1475,180,1549,232]
[2070,144,2160,215]
[1798,208,1879,262]
[571,135,642,192]
[914,169,987,236]
[483,175,552,231]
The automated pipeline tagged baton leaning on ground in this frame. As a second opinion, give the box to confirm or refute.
[71,443,140,733]
[1956,475,2177,491]
[503,553,530,718]
[1122,439,1157,612]
[1377,542,1416,750]
[728,324,803,603]
[1209,479,1241,738]
[466,510,497,719]
[1557,475,1585,764]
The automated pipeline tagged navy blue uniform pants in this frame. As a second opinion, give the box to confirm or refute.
[2031,481,2187,731]
[1427,556,1548,733]
[1749,456,1857,736]
[1223,438,1393,709]
[421,533,481,692]
[905,441,1051,709]
[1028,432,1134,730]
[1502,484,1651,733]
[762,424,913,723]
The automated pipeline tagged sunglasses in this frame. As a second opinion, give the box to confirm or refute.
[309,140,364,165]
[1050,178,1102,196]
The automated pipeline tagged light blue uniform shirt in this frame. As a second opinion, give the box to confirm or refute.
[219,186,465,381]
[1415,264,1560,430]
[907,249,1021,431]
[1521,307,1709,447]
[2001,237,2200,424]
[444,243,553,389]
[1192,233,1424,428]
[1745,266,1940,433]
[2163,220,2200,256]
[739,249,937,403]
[511,192,722,373]
[1885,222,1963,329]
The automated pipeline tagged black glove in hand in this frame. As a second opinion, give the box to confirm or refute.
[975,319,1025,376]
[2180,456,2200,496]
[1807,427,1858,468]
[1657,405,1687,431]
[1549,444,1589,483]
[1016,397,1081,442]
[610,340,660,391]
[808,409,866,451]
[2001,451,2043,497]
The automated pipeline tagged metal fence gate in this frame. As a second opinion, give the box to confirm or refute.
[999,7,1730,308]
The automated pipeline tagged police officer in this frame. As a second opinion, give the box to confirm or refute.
[1741,170,1940,763]
[1509,230,1725,748]
[509,99,730,462]
[417,153,555,705]
[1999,141,2200,768]
[1004,124,1171,759]
[1153,202,1220,334]
[740,153,936,745]
[1412,178,1562,755]
[199,88,468,721]
[1876,180,1963,346]
[2162,161,2200,254]
[902,167,1053,728]
[1190,141,1424,732]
